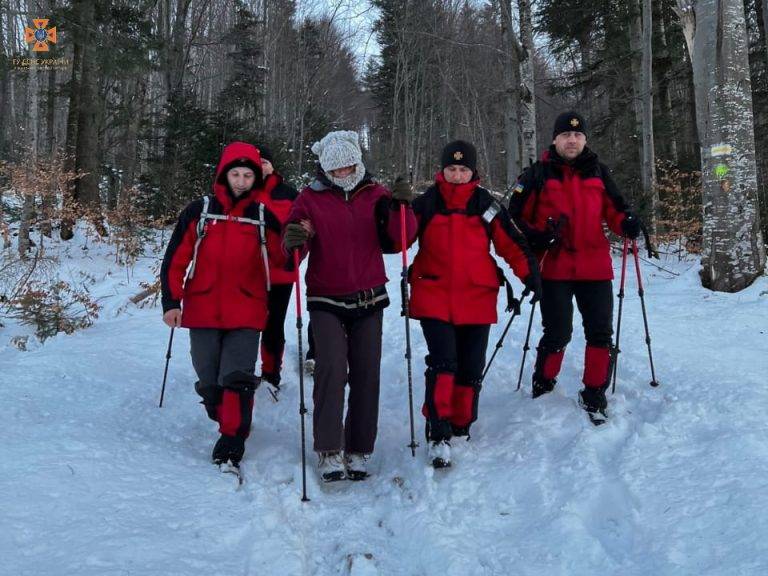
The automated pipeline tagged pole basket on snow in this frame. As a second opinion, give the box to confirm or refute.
[294,249,310,502]
[158,327,175,408]
[399,203,418,457]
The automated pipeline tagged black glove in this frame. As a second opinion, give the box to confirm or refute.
[523,272,542,304]
[391,176,414,205]
[621,212,642,240]
[284,222,310,250]
[528,214,567,250]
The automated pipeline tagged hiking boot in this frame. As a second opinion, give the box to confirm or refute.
[532,376,556,399]
[212,434,245,465]
[428,440,451,469]
[262,371,281,388]
[579,386,608,426]
[318,451,346,482]
[343,452,370,481]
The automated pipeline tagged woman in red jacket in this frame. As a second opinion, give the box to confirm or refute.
[253,146,298,394]
[283,130,417,483]
[407,140,541,469]
[160,142,285,471]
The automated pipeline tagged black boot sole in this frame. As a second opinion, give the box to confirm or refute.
[321,471,346,483]
[346,470,369,481]
[432,457,451,469]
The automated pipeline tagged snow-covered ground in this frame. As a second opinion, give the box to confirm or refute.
[2,231,767,576]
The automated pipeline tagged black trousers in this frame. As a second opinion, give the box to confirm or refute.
[420,319,490,380]
[420,319,490,440]
[538,279,614,351]
[260,283,293,379]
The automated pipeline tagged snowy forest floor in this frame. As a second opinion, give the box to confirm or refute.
[2,229,768,576]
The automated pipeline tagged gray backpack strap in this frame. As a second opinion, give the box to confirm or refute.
[258,203,271,291]
[187,196,210,280]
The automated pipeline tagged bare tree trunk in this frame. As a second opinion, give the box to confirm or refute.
[116,77,147,202]
[60,0,86,241]
[629,0,644,156]
[19,52,39,260]
[518,0,537,167]
[500,0,521,186]
[641,0,657,234]
[73,0,102,223]
[40,65,57,237]
[675,0,766,291]
[763,0,768,67]
[655,9,678,165]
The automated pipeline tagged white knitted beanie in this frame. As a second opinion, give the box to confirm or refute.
[311,130,363,173]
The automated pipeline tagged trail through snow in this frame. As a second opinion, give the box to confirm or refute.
[2,234,767,576]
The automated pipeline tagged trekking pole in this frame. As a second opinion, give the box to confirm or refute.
[399,201,418,457]
[610,237,630,394]
[293,249,310,502]
[515,299,537,391]
[158,327,175,408]
[631,238,660,388]
[515,250,550,391]
[483,295,522,384]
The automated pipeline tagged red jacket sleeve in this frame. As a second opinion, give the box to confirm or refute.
[600,164,629,235]
[490,217,533,282]
[160,200,202,312]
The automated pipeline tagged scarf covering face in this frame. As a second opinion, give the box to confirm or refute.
[327,161,366,192]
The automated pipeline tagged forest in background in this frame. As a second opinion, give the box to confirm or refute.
[0,0,766,300]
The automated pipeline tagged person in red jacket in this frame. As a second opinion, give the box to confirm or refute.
[509,112,642,425]
[283,130,417,483]
[160,142,286,470]
[406,140,541,469]
[253,146,298,394]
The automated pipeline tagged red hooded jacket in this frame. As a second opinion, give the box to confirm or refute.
[160,142,286,330]
[408,172,537,325]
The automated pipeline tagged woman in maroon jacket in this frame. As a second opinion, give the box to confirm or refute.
[160,142,285,470]
[407,140,541,469]
[283,130,417,483]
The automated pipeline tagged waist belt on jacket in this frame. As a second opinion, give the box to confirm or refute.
[306,285,389,310]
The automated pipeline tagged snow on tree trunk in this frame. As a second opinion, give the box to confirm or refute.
[677,0,766,291]
[500,0,521,186]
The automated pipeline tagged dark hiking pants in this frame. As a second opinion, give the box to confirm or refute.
[309,309,383,454]
[189,328,261,439]
[419,319,490,441]
[535,279,614,389]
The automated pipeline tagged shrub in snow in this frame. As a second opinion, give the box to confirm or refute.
[9,280,100,341]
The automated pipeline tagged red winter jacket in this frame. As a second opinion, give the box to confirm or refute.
[286,171,417,297]
[160,142,286,330]
[253,173,298,285]
[408,172,537,325]
[509,146,629,280]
